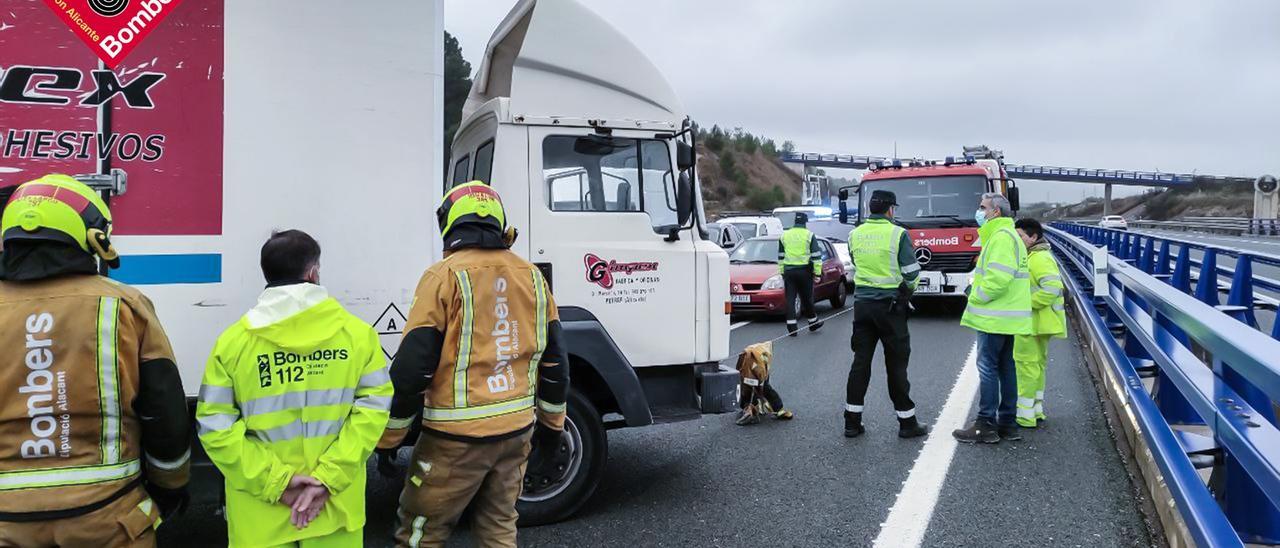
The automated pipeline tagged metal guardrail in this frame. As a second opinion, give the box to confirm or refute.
[1123,217,1280,237]
[1048,223,1280,546]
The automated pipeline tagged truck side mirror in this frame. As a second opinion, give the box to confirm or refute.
[1007,185,1021,212]
[838,188,849,201]
[676,141,695,172]
[839,200,849,224]
[676,172,693,226]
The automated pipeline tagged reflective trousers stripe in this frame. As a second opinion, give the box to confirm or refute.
[1017,397,1035,407]
[896,408,916,419]
[964,305,1032,318]
[528,269,548,395]
[409,516,427,547]
[97,297,122,465]
[1016,407,1036,419]
[845,404,863,413]
[423,396,535,422]
[0,460,140,491]
[454,271,476,408]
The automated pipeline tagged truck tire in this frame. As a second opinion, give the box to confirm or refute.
[516,388,606,526]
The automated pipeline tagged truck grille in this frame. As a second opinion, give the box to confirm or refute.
[923,251,978,273]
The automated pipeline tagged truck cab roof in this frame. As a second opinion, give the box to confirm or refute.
[861,164,990,181]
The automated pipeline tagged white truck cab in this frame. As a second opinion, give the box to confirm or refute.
[447,0,735,523]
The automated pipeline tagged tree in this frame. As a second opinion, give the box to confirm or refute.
[781,140,796,154]
[443,31,473,174]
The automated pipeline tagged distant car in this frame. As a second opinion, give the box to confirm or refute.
[729,236,847,317]
[706,222,746,250]
[773,205,834,227]
[1099,215,1128,230]
[806,219,855,286]
[718,215,785,239]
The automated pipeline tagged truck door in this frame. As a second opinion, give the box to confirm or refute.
[528,128,697,367]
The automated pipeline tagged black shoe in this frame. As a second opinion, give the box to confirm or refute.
[898,416,929,439]
[952,419,1000,444]
[843,411,864,438]
[808,319,824,332]
[998,424,1023,441]
[787,322,798,337]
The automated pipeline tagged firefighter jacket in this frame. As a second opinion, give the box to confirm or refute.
[961,217,1034,335]
[196,283,391,547]
[735,342,774,388]
[777,227,821,276]
[0,274,190,520]
[382,247,570,446]
[1027,242,1067,338]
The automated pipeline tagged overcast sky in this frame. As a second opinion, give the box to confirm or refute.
[445,1,1280,204]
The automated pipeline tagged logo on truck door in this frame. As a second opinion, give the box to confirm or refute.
[584,254,658,290]
[40,0,185,68]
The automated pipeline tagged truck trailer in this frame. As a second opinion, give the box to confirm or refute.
[0,0,735,526]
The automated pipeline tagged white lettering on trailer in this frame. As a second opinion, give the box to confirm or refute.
[20,312,57,459]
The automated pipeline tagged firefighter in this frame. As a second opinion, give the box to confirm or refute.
[380,181,570,547]
[1012,218,1066,428]
[843,190,928,439]
[953,193,1033,444]
[196,229,392,547]
[0,174,190,547]
[777,212,823,336]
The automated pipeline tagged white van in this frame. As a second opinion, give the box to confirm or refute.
[718,215,785,239]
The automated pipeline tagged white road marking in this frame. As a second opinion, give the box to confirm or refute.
[873,342,979,548]
[729,321,752,331]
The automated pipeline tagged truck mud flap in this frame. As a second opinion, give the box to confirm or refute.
[697,363,739,414]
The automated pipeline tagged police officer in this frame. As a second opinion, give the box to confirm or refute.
[197,230,392,547]
[778,212,823,336]
[381,181,570,547]
[843,190,928,439]
[0,174,190,547]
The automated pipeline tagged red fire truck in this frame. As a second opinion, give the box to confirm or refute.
[838,146,1020,297]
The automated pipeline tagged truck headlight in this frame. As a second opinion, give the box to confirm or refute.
[762,275,784,290]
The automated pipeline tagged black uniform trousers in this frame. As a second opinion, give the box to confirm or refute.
[782,266,817,325]
[846,298,916,413]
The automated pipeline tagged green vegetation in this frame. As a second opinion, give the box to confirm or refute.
[696,124,798,213]
[443,31,472,174]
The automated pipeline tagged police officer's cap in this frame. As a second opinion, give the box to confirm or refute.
[869,190,899,207]
[794,212,808,225]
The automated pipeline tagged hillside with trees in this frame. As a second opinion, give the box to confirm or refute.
[695,125,803,215]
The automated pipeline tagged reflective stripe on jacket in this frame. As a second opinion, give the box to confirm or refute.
[1027,243,1067,337]
[0,274,189,517]
[391,248,567,441]
[778,227,821,276]
[197,284,391,547]
[848,217,920,290]
[961,217,1034,335]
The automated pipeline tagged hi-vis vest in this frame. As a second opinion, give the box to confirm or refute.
[849,218,911,289]
[406,248,558,439]
[1027,244,1067,337]
[961,217,1034,335]
[779,227,820,275]
[0,275,179,514]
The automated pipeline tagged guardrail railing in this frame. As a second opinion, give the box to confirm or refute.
[1057,222,1280,334]
[1047,223,1280,546]
[1120,217,1280,237]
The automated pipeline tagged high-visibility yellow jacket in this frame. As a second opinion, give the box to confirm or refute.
[1027,242,1067,337]
[0,274,189,518]
[961,217,1034,335]
[777,227,821,276]
[848,216,921,294]
[197,284,391,547]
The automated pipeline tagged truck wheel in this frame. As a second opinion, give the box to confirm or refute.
[516,389,606,526]
[830,281,847,309]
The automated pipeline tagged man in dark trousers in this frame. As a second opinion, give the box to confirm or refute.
[843,190,928,439]
[777,212,823,336]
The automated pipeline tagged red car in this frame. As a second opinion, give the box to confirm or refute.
[729,236,848,317]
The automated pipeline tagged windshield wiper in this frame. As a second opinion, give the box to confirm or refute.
[916,214,962,220]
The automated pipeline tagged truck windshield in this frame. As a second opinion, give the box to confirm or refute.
[860,175,986,225]
[728,239,778,264]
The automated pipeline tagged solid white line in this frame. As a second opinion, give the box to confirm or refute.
[730,321,752,331]
[873,341,979,548]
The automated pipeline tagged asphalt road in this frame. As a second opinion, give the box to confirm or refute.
[161,299,1153,547]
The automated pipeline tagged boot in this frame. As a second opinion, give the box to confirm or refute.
[808,317,824,332]
[952,418,999,444]
[735,407,760,426]
[898,416,929,439]
[774,409,794,420]
[787,321,798,337]
[843,411,864,438]
[998,424,1023,441]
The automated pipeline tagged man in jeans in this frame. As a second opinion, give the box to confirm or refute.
[953,193,1033,444]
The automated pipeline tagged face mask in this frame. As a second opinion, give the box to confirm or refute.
[974,208,988,227]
